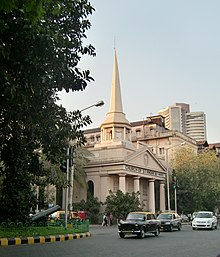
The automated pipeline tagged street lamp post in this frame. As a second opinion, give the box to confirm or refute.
[165,142,185,212]
[166,149,171,211]
[174,183,177,213]
[65,100,104,229]
[65,147,70,229]
[80,100,104,112]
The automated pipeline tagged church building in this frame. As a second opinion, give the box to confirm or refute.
[83,49,167,213]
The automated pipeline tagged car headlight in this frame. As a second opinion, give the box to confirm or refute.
[135,223,138,227]
[206,220,211,224]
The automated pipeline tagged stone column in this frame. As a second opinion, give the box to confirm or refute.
[159,181,166,212]
[112,126,115,140]
[148,179,155,213]
[134,176,140,193]
[119,174,126,193]
[100,128,103,142]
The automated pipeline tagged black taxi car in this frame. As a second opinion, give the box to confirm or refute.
[118,212,160,239]
[157,212,182,231]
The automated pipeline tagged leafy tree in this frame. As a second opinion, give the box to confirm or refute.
[171,148,220,213]
[74,147,93,188]
[0,0,95,221]
[73,193,101,224]
[105,190,142,220]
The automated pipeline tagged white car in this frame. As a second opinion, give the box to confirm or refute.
[192,211,218,230]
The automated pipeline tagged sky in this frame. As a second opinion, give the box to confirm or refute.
[58,0,220,143]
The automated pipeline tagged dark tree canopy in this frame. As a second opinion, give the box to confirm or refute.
[105,190,142,220]
[0,0,96,221]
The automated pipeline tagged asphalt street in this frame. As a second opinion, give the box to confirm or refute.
[0,224,220,257]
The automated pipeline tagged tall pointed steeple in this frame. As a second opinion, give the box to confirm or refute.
[102,48,130,126]
[109,48,123,114]
[99,49,131,145]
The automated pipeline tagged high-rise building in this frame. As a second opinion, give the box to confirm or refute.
[186,112,207,142]
[158,103,190,134]
[158,103,207,142]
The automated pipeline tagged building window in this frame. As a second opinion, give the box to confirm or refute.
[136,129,141,137]
[128,180,133,193]
[96,135,100,142]
[159,147,165,155]
[90,136,95,143]
[87,180,94,197]
[142,183,148,196]
[113,179,119,192]
[106,128,112,140]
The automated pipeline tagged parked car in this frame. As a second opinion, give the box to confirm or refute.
[181,214,189,223]
[118,212,160,239]
[192,211,218,230]
[157,212,182,231]
[49,211,81,222]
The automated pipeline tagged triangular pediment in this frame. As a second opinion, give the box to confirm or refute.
[124,146,166,173]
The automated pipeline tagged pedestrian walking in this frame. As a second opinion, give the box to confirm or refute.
[109,213,113,226]
[102,213,108,226]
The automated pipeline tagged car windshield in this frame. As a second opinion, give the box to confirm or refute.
[157,213,172,220]
[196,212,212,218]
[126,213,145,220]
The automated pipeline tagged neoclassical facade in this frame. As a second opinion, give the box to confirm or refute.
[83,49,167,212]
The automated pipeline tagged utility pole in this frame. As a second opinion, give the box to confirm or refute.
[65,147,70,230]
[69,147,75,212]
[173,174,177,213]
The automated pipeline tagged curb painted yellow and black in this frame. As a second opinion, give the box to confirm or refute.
[0,232,91,247]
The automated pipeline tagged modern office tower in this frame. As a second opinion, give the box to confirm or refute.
[158,103,207,142]
[158,103,190,134]
[186,112,207,142]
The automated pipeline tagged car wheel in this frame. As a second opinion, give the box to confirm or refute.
[192,227,196,230]
[139,229,145,239]
[154,226,160,236]
[178,224,181,231]
[215,224,217,229]
[169,225,173,232]
[119,232,125,238]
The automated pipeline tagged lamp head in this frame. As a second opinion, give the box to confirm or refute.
[95,100,104,107]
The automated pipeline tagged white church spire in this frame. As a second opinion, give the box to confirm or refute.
[99,49,131,145]
[101,49,130,126]
[109,48,123,113]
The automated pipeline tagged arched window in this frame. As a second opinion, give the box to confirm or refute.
[87,180,94,197]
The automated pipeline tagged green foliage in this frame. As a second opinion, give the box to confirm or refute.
[105,190,142,220]
[0,0,46,23]
[73,193,101,224]
[74,148,92,188]
[0,221,89,238]
[171,148,220,213]
[0,0,95,221]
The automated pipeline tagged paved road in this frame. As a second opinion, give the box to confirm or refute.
[0,224,220,257]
